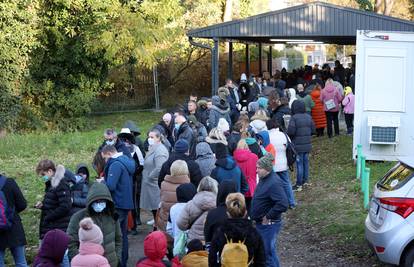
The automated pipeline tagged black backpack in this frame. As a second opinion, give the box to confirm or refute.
[282,132,297,171]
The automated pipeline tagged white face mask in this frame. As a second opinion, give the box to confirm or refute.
[148,138,155,146]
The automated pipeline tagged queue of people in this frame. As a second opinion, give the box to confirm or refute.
[0,63,355,267]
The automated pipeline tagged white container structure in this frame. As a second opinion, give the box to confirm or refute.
[353,31,414,161]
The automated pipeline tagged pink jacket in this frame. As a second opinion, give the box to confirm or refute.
[233,149,259,198]
[320,84,343,112]
[342,93,355,114]
[71,242,110,267]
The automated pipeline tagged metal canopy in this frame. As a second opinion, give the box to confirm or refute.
[187,1,414,45]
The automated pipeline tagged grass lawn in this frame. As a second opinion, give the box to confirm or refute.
[288,134,395,263]
[0,111,162,265]
[0,111,394,265]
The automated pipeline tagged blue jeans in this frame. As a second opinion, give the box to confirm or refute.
[277,171,296,207]
[256,221,282,267]
[0,246,28,267]
[117,208,129,267]
[296,152,309,186]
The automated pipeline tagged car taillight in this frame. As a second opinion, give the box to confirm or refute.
[379,198,414,218]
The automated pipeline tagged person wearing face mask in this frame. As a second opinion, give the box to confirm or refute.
[98,128,131,158]
[35,159,72,267]
[35,160,72,240]
[140,129,169,230]
[67,182,122,267]
[101,145,136,267]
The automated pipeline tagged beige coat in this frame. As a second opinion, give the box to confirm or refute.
[177,191,216,242]
[156,174,190,231]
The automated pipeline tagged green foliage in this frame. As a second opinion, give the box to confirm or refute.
[356,0,374,11]
[0,89,22,130]
[0,1,39,130]
[0,1,39,94]
[25,0,116,130]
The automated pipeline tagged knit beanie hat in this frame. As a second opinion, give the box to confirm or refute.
[257,97,269,109]
[78,217,103,245]
[240,73,247,82]
[257,153,274,172]
[174,139,189,153]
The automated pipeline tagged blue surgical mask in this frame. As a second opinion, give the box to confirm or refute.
[92,202,106,213]
[75,175,84,183]
[105,140,115,146]
[42,175,49,182]
[175,123,180,130]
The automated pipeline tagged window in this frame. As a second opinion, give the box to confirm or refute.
[377,162,414,191]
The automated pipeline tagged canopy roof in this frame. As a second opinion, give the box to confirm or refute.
[188,1,414,45]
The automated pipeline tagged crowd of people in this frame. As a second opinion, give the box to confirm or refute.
[0,61,355,267]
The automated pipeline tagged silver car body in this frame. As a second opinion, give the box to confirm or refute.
[365,157,414,265]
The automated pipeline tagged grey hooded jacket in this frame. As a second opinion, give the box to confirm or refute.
[195,142,216,178]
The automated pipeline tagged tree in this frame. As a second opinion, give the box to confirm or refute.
[0,1,39,130]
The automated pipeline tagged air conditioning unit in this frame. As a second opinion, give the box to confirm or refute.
[368,116,400,145]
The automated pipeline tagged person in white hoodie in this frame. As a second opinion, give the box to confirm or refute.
[287,88,297,108]
[266,119,296,208]
[167,183,197,256]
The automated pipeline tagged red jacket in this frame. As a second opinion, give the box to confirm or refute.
[233,149,259,198]
[136,231,182,267]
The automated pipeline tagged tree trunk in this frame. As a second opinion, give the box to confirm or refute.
[374,0,382,13]
[384,0,395,15]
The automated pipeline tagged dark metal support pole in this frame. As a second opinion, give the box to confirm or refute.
[258,43,262,76]
[228,42,233,80]
[268,45,273,75]
[188,37,214,94]
[245,44,250,76]
[213,38,219,95]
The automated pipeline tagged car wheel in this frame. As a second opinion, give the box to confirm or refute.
[401,246,414,267]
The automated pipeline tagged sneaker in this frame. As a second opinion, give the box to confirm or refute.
[292,185,302,192]
[289,205,296,210]
[303,182,312,187]
[146,219,155,225]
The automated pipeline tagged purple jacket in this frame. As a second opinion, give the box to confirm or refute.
[33,229,70,267]
[320,84,343,112]
[342,93,355,114]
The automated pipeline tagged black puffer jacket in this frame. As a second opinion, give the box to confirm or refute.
[270,104,290,131]
[67,164,89,215]
[287,100,316,153]
[0,176,27,250]
[209,218,266,267]
[204,180,237,243]
[39,165,72,239]
[158,152,203,188]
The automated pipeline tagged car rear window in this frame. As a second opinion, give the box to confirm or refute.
[377,162,414,191]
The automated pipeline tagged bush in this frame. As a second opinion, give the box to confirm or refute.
[0,89,22,130]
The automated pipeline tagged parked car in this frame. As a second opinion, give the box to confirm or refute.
[365,157,414,266]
